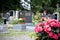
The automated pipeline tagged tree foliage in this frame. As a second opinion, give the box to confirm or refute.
[31,0,60,13]
[0,0,60,13]
[0,0,20,12]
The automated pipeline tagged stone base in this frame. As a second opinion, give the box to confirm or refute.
[13,24,26,31]
[0,24,8,34]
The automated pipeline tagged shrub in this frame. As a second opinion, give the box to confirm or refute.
[34,19,60,40]
[9,18,26,24]
[0,18,4,24]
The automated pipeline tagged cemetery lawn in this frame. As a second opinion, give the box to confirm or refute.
[0,30,35,38]
[0,30,26,37]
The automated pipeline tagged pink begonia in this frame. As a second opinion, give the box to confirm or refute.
[50,22,60,27]
[48,32,54,38]
[50,22,56,27]
[48,32,58,40]
[56,22,60,27]
[34,26,38,33]
[37,22,43,26]
[37,26,43,32]
[46,19,58,24]
[34,19,60,40]
[44,22,49,26]
[58,33,60,37]
[34,26,43,33]
[44,25,51,33]
[52,34,58,40]
[44,25,50,28]
[58,22,60,28]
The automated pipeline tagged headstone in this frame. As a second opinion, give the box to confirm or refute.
[0,25,8,33]
[53,12,59,21]
[13,24,26,31]
[9,10,16,20]
[18,11,25,18]
[26,25,35,31]
[59,13,60,21]
[24,11,32,23]
[18,11,32,23]
[16,11,19,19]
[4,19,6,24]
[10,11,13,16]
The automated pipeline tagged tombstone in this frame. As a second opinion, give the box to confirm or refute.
[9,10,16,20]
[19,11,32,23]
[24,11,32,23]
[13,24,26,31]
[18,11,25,18]
[0,25,8,33]
[59,13,60,21]
[4,19,6,24]
[53,12,59,21]
[18,11,33,31]
[15,11,19,19]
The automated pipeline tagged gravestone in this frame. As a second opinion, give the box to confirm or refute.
[59,13,60,21]
[53,12,59,21]
[13,11,33,31]
[18,11,25,18]
[24,11,32,23]
[13,24,26,31]
[9,10,16,20]
[19,11,32,23]
[0,24,8,33]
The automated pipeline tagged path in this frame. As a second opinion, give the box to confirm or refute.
[0,34,34,40]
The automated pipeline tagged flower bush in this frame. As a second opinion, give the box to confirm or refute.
[0,18,4,24]
[9,18,26,24]
[34,19,60,40]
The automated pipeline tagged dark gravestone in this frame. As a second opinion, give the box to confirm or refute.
[19,11,32,23]
[4,19,6,24]
[18,11,25,18]
[10,11,13,16]
[54,14,57,20]
[24,11,32,23]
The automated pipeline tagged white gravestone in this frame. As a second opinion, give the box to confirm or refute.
[0,25,8,33]
[53,12,59,21]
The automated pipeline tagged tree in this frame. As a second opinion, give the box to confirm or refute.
[31,0,60,13]
[0,0,20,12]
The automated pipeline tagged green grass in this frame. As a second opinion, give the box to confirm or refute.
[0,30,36,39]
[0,30,26,37]
[28,32,37,38]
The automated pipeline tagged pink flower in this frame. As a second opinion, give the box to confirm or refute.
[34,26,38,33]
[44,25,50,28]
[49,32,58,39]
[44,22,49,26]
[58,33,60,37]
[50,22,56,27]
[48,32,54,38]
[37,26,43,32]
[50,19,58,23]
[58,22,60,28]
[34,26,43,33]
[50,22,60,27]
[45,19,52,24]
[44,25,51,33]
[52,34,58,40]
[59,22,60,24]
[38,22,43,26]
[46,19,58,24]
